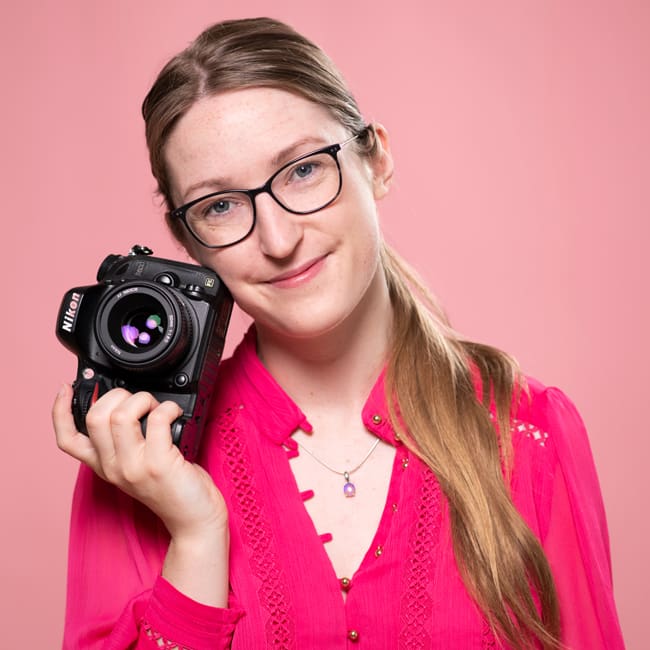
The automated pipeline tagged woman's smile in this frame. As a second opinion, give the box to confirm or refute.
[265,254,329,288]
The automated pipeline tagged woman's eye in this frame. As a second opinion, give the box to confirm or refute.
[293,163,315,179]
[210,201,230,214]
[207,200,231,215]
[287,159,323,183]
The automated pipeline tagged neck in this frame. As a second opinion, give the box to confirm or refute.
[255,266,393,417]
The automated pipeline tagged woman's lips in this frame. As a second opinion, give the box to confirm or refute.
[267,255,328,288]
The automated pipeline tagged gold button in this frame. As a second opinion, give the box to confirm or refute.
[348,629,359,642]
[402,458,409,469]
[372,414,382,424]
[394,432,401,441]
[375,545,383,557]
[340,576,351,591]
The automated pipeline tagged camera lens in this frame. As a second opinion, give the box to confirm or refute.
[96,283,193,370]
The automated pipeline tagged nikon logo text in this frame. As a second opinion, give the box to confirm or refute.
[61,292,82,333]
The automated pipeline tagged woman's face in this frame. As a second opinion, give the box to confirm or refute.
[164,87,393,341]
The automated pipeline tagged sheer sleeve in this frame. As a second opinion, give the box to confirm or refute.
[63,465,242,649]
[526,383,625,650]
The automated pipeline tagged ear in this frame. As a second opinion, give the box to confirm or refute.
[368,123,394,200]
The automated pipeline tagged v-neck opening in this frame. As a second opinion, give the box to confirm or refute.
[284,433,406,605]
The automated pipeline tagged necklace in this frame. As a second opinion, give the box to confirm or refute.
[296,437,381,498]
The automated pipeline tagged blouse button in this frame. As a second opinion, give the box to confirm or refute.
[372,414,382,424]
[340,576,352,591]
[348,629,360,642]
[402,457,409,469]
[374,545,383,557]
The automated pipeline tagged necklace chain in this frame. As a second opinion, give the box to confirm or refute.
[296,437,381,476]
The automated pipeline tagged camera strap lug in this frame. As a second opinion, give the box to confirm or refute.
[128,245,154,256]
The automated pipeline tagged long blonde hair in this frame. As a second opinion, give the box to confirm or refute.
[382,245,560,648]
[142,17,561,648]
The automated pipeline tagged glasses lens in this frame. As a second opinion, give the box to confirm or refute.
[185,192,254,247]
[272,152,341,214]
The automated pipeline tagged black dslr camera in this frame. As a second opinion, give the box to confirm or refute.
[56,246,233,460]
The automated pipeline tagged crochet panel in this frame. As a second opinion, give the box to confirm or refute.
[218,406,296,649]
[398,465,442,649]
[142,620,191,649]
[513,420,549,448]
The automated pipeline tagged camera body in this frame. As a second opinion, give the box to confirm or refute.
[56,246,233,460]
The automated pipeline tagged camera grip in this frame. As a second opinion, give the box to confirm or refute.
[71,374,113,435]
[73,376,185,444]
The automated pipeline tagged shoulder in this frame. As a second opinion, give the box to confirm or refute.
[515,376,586,436]
[509,375,592,462]
[508,375,606,536]
[507,378,563,525]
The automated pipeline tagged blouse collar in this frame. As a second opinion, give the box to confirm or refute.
[228,326,400,447]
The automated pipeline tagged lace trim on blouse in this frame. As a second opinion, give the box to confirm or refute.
[142,620,191,649]
[398,465,442,648]
[219,405,296,648]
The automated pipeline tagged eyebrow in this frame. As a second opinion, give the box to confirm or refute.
[179,136,329,202]
[270,136,327,166]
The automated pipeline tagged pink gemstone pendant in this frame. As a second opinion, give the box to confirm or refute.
[343,472,356,497]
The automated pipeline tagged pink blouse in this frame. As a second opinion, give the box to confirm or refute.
[63,328,625,649]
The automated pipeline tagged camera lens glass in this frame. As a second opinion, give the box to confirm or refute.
[112,295,166,352]
[97,283,192,370]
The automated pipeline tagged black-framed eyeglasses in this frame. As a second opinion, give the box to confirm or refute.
[169,132,361,249]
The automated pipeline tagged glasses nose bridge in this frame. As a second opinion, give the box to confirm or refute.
[247,175,285,214]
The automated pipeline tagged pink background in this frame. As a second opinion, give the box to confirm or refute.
[2,0,647,646]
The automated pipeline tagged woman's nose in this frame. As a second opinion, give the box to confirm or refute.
[254,193,304,259]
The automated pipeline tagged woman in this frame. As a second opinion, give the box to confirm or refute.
[53,17,624,649]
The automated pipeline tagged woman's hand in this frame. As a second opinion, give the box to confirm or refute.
[53,383,227,537]
[53,384,230,606]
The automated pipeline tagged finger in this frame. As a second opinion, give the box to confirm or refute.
[109,391,161,457]
[143,399,184,462]
[113,396,183,491]
[52,383,101,471]
[84,387,134,462]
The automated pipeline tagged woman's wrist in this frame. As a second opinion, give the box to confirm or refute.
[163,524,230,608]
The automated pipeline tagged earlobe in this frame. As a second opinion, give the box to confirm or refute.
[370,123,394,200]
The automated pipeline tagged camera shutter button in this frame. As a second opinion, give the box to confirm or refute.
[174,373,189,387]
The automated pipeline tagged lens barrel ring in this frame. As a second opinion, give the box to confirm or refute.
[95,282,194,371]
